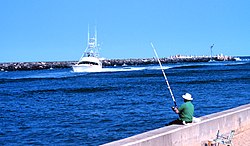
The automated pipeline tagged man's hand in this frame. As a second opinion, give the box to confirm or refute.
[171,106,179,114]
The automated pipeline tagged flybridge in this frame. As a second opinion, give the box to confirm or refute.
[83,27,100,58]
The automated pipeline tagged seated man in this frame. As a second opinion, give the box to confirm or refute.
[166,93,194,125]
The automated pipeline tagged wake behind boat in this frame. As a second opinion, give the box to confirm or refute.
[72,28,102,72]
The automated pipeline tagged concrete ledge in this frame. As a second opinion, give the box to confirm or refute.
[101,104,250,146]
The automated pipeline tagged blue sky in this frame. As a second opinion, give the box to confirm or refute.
[0,0,249,62]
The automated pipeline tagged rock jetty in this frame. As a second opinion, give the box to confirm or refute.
[0,55,236,71]
[0,61,76,71]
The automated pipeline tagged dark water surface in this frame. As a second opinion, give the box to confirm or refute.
[1,60,250,145]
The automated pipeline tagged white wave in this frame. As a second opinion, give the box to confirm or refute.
[99,65,172,72]
[146,65,172,70]
[88,66,147,72]
[69,65,172,73]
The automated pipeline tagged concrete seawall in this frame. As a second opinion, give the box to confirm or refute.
[0,56,236,71]
[101,104,250,146]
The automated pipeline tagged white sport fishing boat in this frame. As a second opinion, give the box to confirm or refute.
[72,28,102,72]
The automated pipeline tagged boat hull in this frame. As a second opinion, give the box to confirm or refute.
[72,56,102,73]
[72,64,102,72]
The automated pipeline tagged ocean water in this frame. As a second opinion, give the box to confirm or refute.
[1,59,250,145]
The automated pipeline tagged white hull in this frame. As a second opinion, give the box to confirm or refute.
[72,64,102,72]
[72,56,102,73]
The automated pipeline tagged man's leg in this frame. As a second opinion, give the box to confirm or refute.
[165,119,183,126]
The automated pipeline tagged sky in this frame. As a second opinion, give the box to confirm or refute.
[0,0,249,62]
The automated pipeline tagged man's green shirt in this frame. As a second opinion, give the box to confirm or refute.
[178,101,194,122]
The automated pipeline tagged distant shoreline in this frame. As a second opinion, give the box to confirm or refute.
[0,55,240,71]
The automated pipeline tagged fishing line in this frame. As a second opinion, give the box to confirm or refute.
[151,43,177,107]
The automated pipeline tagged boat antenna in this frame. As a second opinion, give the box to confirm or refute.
[95,26,97,47]
[87,25,90,47]
[151,43,177,107]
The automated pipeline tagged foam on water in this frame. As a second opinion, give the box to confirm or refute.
[70,65,171,73]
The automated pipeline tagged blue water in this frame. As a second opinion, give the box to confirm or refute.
[1,60,250,145]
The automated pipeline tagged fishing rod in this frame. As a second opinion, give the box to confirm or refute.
[151,43,177,107]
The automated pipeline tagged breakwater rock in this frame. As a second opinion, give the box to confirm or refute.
[102,56,232,66]
[0,61,76,71]
[0,56,236,71]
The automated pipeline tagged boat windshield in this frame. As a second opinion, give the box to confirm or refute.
[78,61,99,65]
[84,52,96,57]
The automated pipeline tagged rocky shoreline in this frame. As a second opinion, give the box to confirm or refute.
[0,56,236,71]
